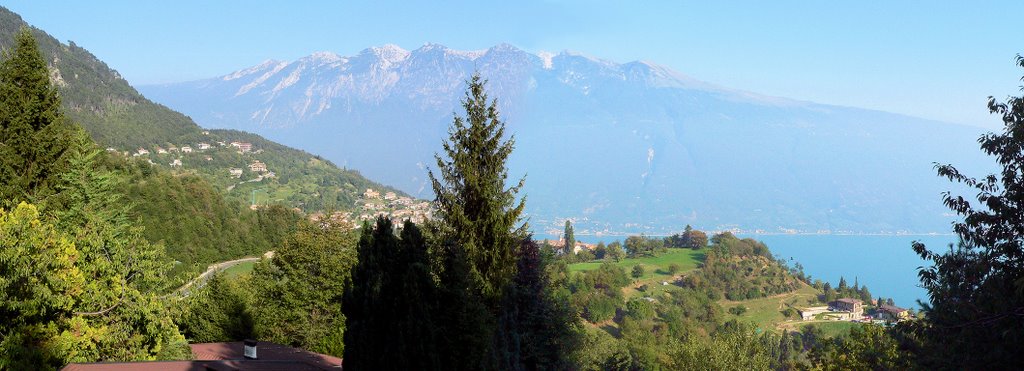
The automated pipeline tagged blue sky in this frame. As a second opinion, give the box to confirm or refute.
[5,1,1022,128]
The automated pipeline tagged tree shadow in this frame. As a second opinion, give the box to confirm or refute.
[599,324,622,338]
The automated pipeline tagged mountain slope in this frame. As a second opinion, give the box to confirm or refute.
[0,7,413,281]
[141,44,990,234]
[0,7,402,212]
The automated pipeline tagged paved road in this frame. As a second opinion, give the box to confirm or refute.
[171,255,264,297]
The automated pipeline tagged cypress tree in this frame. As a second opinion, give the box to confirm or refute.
[428,73,526,299]
[342,219,393,368]
[563,219,575,255]
[343,218,441,370]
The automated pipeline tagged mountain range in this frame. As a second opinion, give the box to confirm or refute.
[140,43,991,235]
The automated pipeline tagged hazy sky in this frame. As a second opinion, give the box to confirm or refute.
[5,1,1022,128]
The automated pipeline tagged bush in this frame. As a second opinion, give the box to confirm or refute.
[576,249,596,262]
[585,296,618,323]
[728,305,748,316]
[781,308,798,319]
[668,263,681,275]
[631,265,645,279]
[626,299,657,320]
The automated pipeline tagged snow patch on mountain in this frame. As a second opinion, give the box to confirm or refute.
[223,59,281,81]
[537,51,555,69]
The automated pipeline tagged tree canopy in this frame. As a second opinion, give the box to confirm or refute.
[909,55,1024,369]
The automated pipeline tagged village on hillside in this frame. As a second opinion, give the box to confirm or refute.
[109,133,432,222]
[308,188,433,228]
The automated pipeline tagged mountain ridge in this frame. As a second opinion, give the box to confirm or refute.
[140,42,991,235]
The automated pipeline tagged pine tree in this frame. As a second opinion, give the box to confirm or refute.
[837,277,848,293]
[0,27,82,209]
[429,73,527,299]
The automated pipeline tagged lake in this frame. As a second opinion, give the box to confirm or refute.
[750,235,954,310]
[545,233,955,309]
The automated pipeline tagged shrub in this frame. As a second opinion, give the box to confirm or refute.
[728,305,748,316]
[631,265,645,279]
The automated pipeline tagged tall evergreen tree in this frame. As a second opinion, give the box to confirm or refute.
[428,73,527,299]
[563,220,575,255]
[908,55,1024,369]
[0,27,81,209]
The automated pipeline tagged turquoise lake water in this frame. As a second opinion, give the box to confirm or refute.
[549,234,955,309]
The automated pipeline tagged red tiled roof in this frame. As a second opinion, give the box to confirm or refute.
[836,298,862,304]
[879,304,908,313]
[63,359,325,371]
[62,341,342,371]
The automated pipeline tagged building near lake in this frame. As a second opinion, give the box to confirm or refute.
[876,305,910,322]
[798,306,831,321]
[831,298,863,315]
[249,160,267,172]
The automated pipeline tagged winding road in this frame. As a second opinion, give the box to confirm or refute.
[170,252,271,297]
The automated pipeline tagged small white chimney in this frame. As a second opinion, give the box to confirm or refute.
[243,339,258,360]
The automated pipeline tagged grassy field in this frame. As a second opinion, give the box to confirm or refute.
[221,260,256,279]
[568,248,705,281]
[720,284,822,330]
[800,321,861,338]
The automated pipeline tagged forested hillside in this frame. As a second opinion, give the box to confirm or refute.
[0,7,409,278]
[0,6,403,213]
